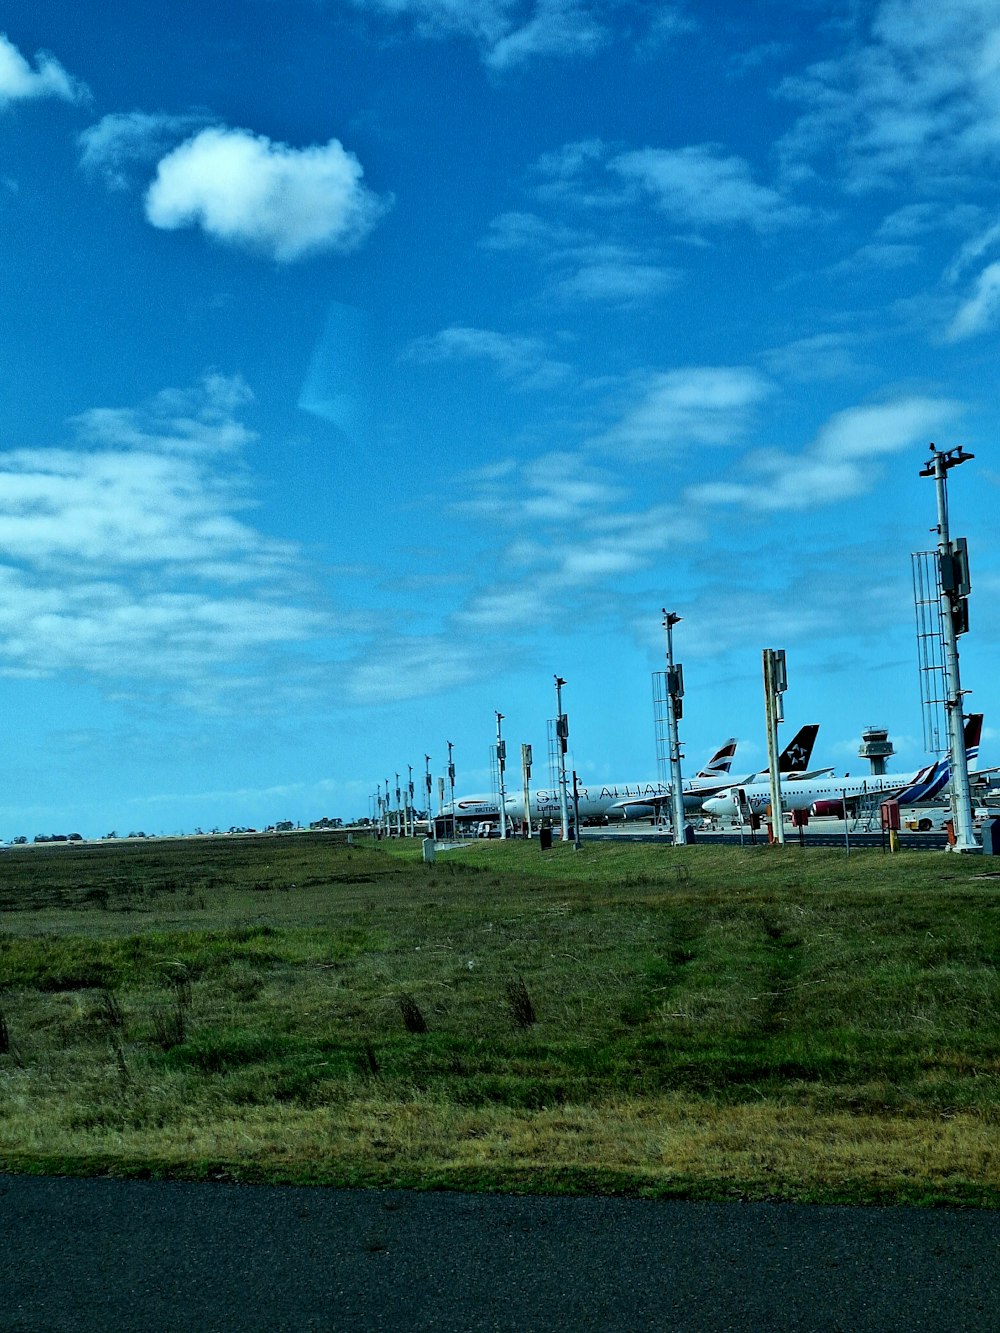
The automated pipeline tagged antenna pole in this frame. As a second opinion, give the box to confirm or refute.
[920,444,976,851]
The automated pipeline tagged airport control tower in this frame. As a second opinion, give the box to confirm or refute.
[859,726,894,775]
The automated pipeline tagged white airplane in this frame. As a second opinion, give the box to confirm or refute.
[445,726,819,826]
[446,736,737,825]
[703,715,983,821]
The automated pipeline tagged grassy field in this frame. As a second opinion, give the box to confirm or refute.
[1,833,999,1205]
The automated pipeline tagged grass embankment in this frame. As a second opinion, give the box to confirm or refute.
[1,834,999,1205]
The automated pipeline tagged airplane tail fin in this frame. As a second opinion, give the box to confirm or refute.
[896,756,952,805]
[965,712,983,766]
[778,724,819,773]
[895,714,983,805]
[696,738,738,778]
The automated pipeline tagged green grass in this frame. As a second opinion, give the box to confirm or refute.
[1,833,999,1204]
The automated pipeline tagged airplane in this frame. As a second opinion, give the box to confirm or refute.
[703,714,983,822]
[445,725,820,826]
[445,736,738,825]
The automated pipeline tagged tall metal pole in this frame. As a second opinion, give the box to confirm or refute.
[424,754,432,837]
[407,765,415,838]
[921,444,976,851]
[447,741,456,838]
[521,743,533,838]
[495,711,508,839]
[554,676,570,842]
[662,611,687,845]
[762,648,786,845]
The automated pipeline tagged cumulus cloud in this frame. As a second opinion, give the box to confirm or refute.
[687,396,963,512]
[145,127,390,262]
[590,366,773,458]
[0,32,87,107]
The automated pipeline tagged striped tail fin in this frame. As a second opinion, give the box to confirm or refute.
[696,738,737,778]
[895,757,951,805]
[964,712,983,767]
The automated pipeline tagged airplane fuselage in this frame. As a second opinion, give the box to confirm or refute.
[703,766,948,819]
[446,775,740,825]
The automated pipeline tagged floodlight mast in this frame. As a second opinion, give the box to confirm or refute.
[920,444,976,852]
[554,676,570,842]
[446,741,456,838]
[661,611,687,845]
[521,742,533,837]
[495,711,508,840]
[762,648,787,845]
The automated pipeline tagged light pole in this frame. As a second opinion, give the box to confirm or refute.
[662,611,687,845]
[495,711,508,839]
[424,754,432,838]
[920,443,976,851]
[407,764,415,838]
[447,741,456,839]
[762,648,787,845]
[521,742,533,838]
[554,676,571,842]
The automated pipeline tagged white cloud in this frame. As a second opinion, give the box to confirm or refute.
[611,144,804,231]
[686,396,963,513]
[145,127,390,262]
[0,377,333,707]
[778,0,1000,190]
[762,333,868,383]
[481,209,582,252]
[0,32,87,107]
[71,373,256,457]
[548,256,679,304]
[590,366,773,457]
[483,210,678,306]
[456,451,623,524]
[944,220,1000,282]
[451,449,704,635]
[945,261,1000,340]
[79,111,213,190]
[486,0,607,70]
[342,635,488,704]
[347,0,609,69]
[403,325,571,386]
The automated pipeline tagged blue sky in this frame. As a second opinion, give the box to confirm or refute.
[1,1,999,834]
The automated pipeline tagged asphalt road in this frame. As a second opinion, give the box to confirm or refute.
[2,1176,998,1331]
